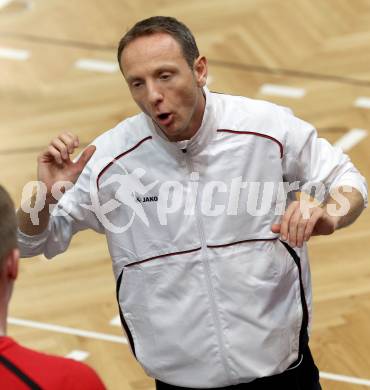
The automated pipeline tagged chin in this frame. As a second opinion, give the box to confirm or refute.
[163,125,181,136]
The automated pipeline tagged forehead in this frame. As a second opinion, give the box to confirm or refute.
[121,33,186,75]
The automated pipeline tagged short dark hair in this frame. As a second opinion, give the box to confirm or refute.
[117,16,200,70]
[0,185,17,266]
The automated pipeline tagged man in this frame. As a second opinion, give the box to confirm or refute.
[0,185,106,389]
[17,16,367,390]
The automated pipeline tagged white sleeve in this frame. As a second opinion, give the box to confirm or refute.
[281,109,368,207]
[17,160,105,259]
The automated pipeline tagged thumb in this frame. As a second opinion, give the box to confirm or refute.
[75,145,96,171]
[271,223,281,233]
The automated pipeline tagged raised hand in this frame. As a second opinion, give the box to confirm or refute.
[37,132,96,196]
[17,132,96,235]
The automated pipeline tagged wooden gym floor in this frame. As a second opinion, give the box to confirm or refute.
[0,0,370,389]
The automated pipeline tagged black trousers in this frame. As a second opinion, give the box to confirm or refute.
[156,345,321,390]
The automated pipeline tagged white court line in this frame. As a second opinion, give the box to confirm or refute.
[354,97,370,109]
[0,47,30,61]
[259,84,306,99]
[75,59,119,73]
[9,318,370,386]
[66,350,90,361]
[8,317,127,344]
[0,0,12,8]
[333,128,368,151]
[320,371,370,387]
[110,315,121,327]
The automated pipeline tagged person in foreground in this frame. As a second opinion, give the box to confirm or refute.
[0,185,106,389]
[17,16,367,390]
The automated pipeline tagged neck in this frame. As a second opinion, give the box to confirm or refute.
[0,308,7,337]
[0,293,8,337]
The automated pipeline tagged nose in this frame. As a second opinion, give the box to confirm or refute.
[146,80,163,106]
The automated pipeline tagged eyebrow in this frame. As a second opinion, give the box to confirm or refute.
[154,65,178,74]
[126,64,179,82]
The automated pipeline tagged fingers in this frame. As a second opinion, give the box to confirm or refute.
[279,201,299,241]
[59,132,79,153]
[40,132,94,176]
[277,201,324,248]
[50,138,69,161]
[48,133,80,164]
[289,205,308,247]
[46,145,64,165]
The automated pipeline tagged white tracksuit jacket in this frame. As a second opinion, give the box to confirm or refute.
[18,87,367,388]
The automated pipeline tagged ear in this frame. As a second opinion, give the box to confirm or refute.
[193,56,208,88]
[5,248,19,280]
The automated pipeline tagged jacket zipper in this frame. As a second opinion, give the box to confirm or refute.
[183,151,233,383]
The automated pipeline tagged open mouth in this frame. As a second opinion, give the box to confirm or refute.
[157,112,173,126]
[158,113,170,120]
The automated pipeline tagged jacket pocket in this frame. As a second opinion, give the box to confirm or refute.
[115,254,226,386]
[116,266,158,377]
[208,240,303,379]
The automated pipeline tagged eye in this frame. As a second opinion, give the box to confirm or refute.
[159,73,171,81]
[131,81,143,88]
